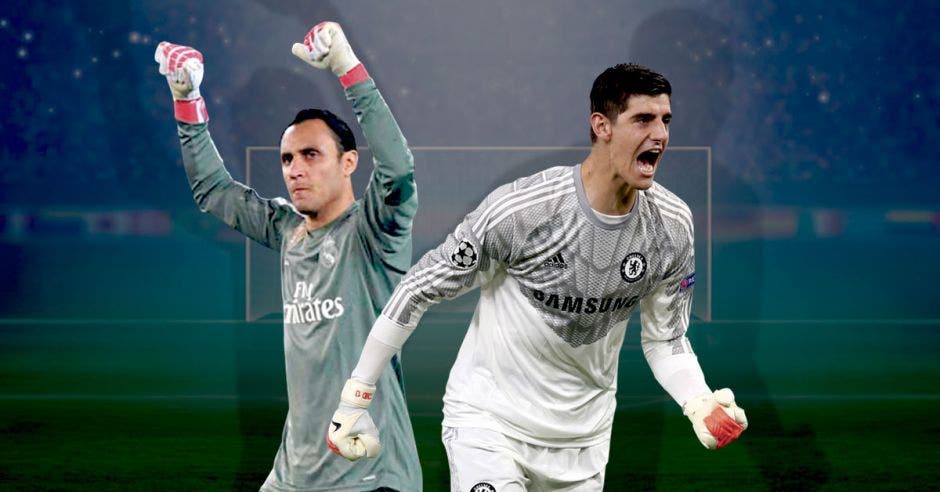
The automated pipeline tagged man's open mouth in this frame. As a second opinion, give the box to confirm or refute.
[637,149,661,175]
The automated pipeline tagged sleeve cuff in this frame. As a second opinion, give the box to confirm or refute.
[370,314,413,349]
[350,335,399,385]
[339,63,370,88]
[174,97,209,124]
[646,351,711,407]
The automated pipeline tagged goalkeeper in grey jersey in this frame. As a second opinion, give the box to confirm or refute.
[154,22,421,492]
[329,64,749,490]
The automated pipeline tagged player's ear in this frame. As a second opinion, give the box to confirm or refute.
[341,149,358,177]
[590,112,612,142]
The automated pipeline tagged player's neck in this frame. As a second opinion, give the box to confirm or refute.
[303,194,355,232]
[581,151,638,215]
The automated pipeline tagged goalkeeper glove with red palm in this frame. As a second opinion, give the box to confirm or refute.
[154,41,208,124]
[291,21,369,88]
[684,388,748,449]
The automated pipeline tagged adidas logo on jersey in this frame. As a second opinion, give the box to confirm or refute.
[543,251,568,269]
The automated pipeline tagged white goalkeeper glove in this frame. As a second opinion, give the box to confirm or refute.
[291,21,369,88]
[683,388,748,450]
[154,41,208,124]
[327,379,381,461]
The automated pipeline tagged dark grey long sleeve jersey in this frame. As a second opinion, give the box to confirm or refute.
[176,78,422,491]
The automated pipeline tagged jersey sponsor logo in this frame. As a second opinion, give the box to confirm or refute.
[283,281,346,324]
[542,251,568,269]
[532,289,639,314]
[620,252,647,283]
[470,483,496,492]
[680,272,695,291]
[451,239,478,269]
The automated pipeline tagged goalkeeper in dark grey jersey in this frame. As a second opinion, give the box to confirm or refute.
[328,64,749,490]
[154,21,421,492]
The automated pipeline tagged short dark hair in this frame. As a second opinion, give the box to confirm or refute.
[589,63,672,142]
[285,108,357,152]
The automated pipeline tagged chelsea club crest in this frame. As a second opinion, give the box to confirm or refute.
[620,252,647,283]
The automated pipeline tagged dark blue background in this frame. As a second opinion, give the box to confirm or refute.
[1,1,937,319]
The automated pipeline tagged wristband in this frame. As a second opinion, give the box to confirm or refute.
[340,379,376,409]
[339,63,369,88]
[174,97,209,124]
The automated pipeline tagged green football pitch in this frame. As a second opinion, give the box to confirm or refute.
[1,315,937,491]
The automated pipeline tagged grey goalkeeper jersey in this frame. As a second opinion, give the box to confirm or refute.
[382,165,697,447]
[177,79,422,491]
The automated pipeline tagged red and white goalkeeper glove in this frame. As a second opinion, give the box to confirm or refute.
[327,379,381,461]
[291,21,369,88]
[154,41,208,124]
[684,388,748,449]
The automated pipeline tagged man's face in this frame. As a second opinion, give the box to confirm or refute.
[606,93,671,190]
[280,119,355,215]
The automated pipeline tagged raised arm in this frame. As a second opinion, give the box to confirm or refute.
[155,42,298,250]
[292,22,417,265]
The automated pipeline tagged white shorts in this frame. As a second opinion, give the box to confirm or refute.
[442,426,610,492]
